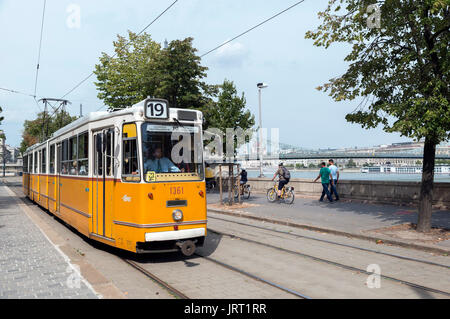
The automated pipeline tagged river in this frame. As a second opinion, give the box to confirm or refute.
[246,169,450,183]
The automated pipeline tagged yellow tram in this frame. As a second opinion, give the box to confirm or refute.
[22,98,207,256]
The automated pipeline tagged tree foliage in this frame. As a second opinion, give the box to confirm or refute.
[94,32,217,111]
[305,0,449,143]
[204,80,255,154]
[205,80,255,132]
[306,0,449,231]
[20,110,78,153]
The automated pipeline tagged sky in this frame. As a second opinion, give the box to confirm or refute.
[0,0,412,148]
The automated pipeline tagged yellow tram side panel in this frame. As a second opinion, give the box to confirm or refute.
[30,173,38,202]
[38,174,48,210]
[22,173,30,197]
[59,176,90,237]
[90,178,115,240]
[47,175,57,213]
[111,180,207,252]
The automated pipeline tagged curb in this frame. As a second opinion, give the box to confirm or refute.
[207,207,450,256]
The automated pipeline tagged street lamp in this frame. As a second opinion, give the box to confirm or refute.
[257,83,268,178]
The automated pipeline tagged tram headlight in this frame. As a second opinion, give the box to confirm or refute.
[172,209,183,221]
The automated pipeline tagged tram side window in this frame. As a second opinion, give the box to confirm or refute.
[41,148,46,174]
[23,155,28,173]
[49,145,55,174]
[61,140,69,174]
[122,123,139,182]
[33,152,37,173]
[78,132,88,176]
[68,137,77,175]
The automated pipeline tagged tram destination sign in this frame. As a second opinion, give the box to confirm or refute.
[145,99,169,119]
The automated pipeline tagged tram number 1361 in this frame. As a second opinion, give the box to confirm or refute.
[170,186,184,195]
[146,100,168,119]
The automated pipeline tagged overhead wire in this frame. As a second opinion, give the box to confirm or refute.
[59,0,179,100]
[200,0,306,58]
[33,0,47,98]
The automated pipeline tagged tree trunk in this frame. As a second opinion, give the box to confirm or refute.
[416,136,436,232]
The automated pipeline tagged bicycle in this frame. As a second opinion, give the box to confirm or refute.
[206,179,216,193]
[233,183,251,200]
[267,181,295,204]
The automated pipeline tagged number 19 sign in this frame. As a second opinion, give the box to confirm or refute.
[145,99,169,119]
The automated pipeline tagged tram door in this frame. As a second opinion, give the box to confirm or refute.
[92,129,115,238]
[56,143,62,213]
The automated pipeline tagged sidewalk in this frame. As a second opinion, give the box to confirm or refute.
[207,192,450,254]
[0,183,98,299]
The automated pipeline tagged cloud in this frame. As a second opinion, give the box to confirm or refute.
[212,41,249,68]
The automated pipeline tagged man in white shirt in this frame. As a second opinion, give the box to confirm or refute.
[328,159,340,201]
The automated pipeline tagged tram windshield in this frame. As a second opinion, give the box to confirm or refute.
[141,123,204,182]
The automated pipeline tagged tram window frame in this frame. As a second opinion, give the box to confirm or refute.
[49,144,55,174]
[68,137,78,175]
[23,155,28,173]
[34,152,37,174]
[38,150,42,174]
[41,148,46,174]
[121,123,140,182]
[61,139,69,175]
[106,130,114,177]
[77,132,89,176]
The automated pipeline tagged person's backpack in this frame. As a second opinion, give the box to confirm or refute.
[281,167,291,179]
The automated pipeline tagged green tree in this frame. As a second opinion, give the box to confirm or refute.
[296,163,306,169]
[347,159,357,168]
[94,31,161,109]
[205,80,255,155]
[306,0,449,232]
[154,37,217,110]
[20,110,78,153]
[94,32,216,111]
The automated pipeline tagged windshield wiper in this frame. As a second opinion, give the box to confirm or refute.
[173,118,186,128]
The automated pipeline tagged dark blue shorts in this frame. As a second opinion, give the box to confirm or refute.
[278,179,289,190]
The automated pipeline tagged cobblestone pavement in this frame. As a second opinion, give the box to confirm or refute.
[0,184,98,299]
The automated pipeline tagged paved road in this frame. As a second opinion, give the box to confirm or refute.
[0,184,97,299]
[207,191,450,248]
[2,177,448,299]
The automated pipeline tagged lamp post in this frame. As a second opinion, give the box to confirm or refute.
[257,83,268,178]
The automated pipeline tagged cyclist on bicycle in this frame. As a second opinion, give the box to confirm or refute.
[239,168,248,195]
[240,169,248,185]
[271,163,290,198]
[205,163,216,189]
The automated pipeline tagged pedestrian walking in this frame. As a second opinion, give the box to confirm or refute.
[328,159,340,201]
[313,162,333,202]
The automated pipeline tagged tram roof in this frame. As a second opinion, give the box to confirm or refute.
[24,99,202,153]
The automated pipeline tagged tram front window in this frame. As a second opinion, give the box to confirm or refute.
[141,123,204,182]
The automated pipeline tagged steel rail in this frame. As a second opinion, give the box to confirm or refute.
[122,259,189,299]
[208,228,450,297]
[208,215,450,269]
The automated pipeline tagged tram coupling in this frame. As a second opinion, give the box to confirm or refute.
[176,239,197,256]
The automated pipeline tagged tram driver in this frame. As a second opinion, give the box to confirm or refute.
[144,147,180,174]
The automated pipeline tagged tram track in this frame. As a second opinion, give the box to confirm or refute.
[7,181,447,298]
[122,254,311,299]
[5,182,311,299]
[194,253,311,299]
[208,215,450,269]
[206,226,450,298]
[122,258,189,299]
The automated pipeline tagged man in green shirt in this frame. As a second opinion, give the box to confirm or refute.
[313,162,334,202]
